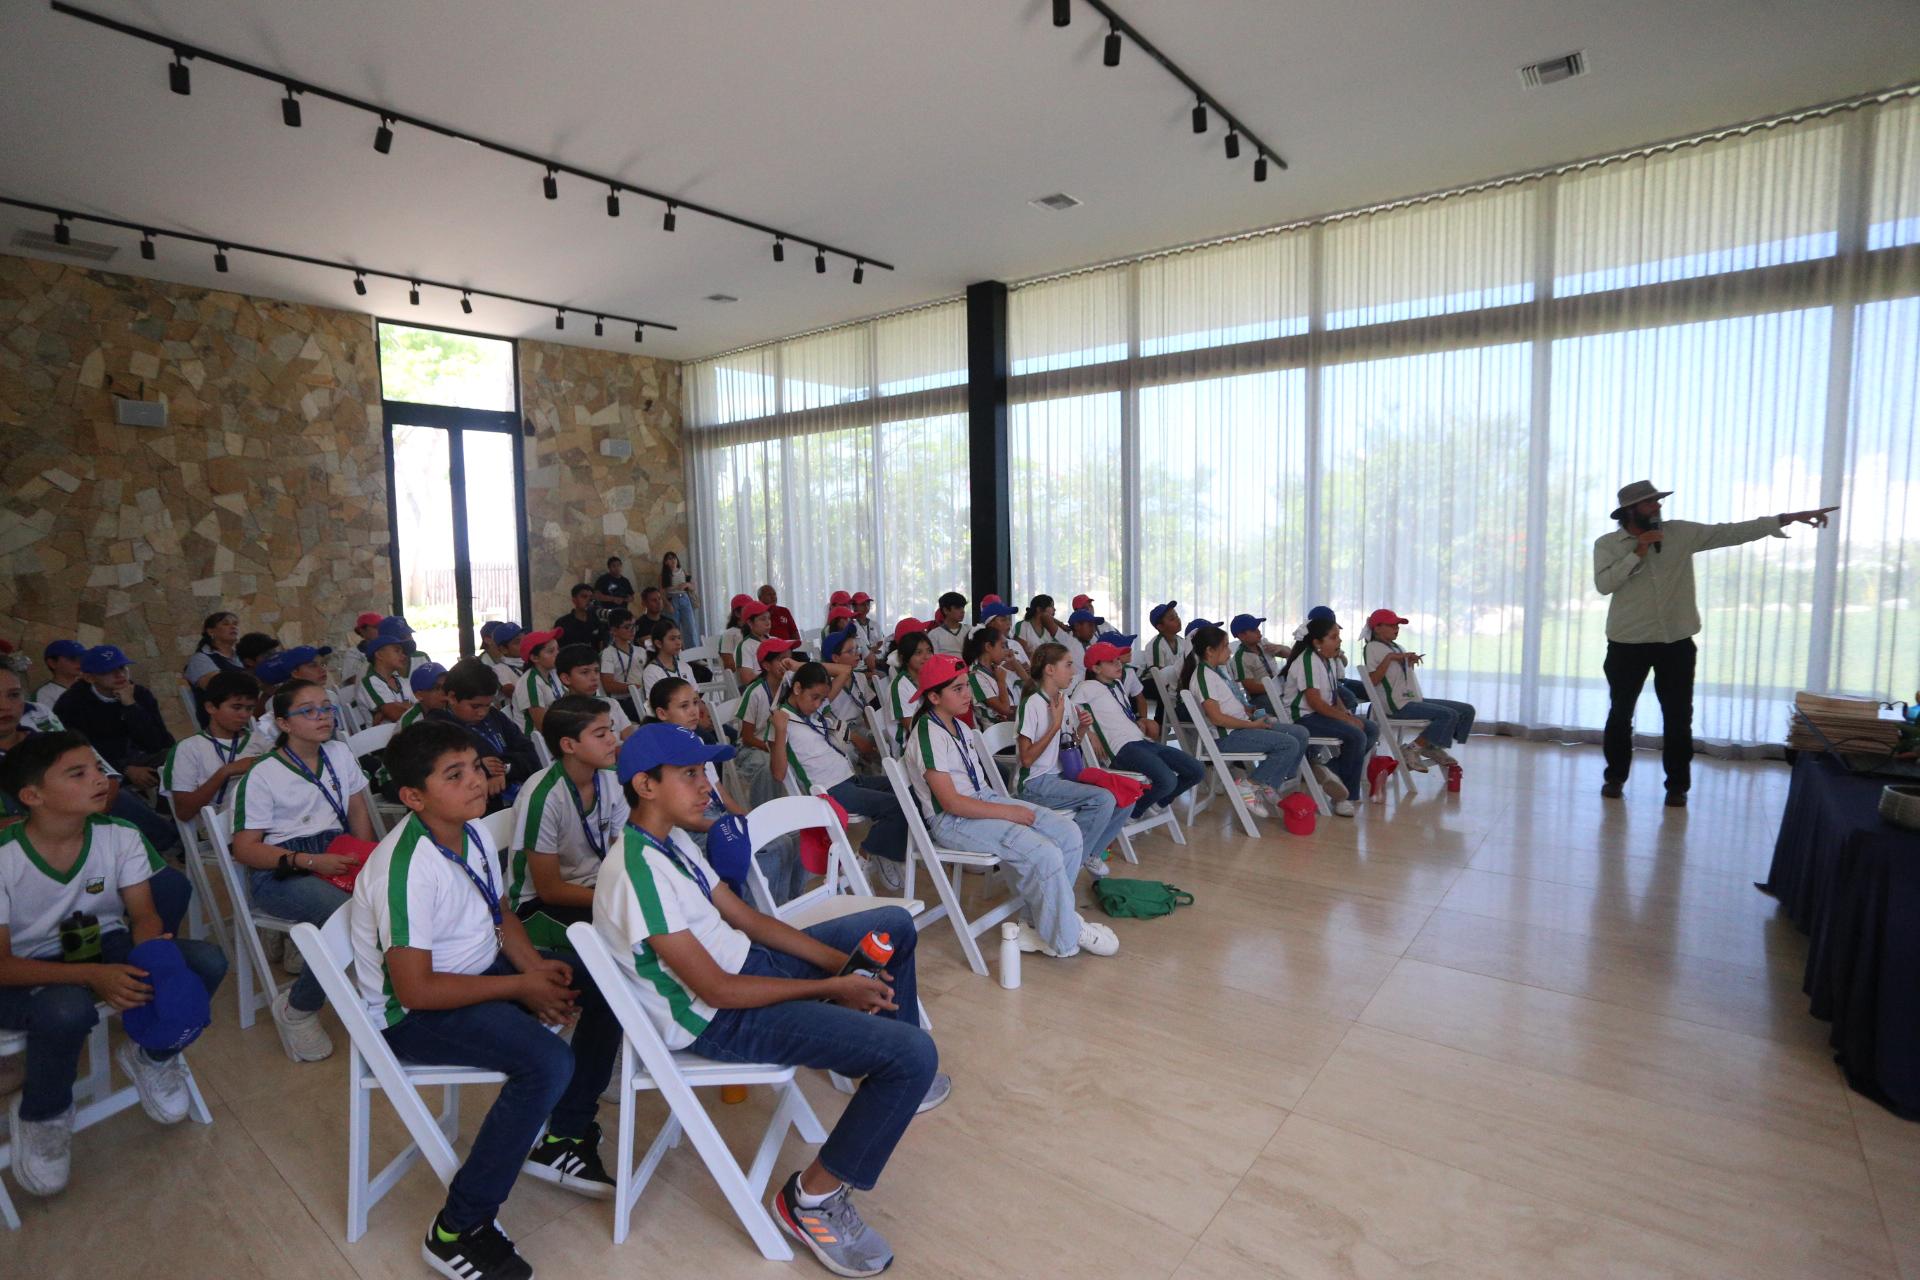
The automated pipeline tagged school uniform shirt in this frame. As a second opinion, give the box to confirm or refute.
[240,685,346,758]
[1012,619,1053,653]
[596,695,635,738]
[31,680,73,712]
[718,625,743,665]
[1060,632,1088,679]
[852,616,882,658]
[928,622,967,658]
[1145,631,1188,674]
[1074,676,1147,756]
[1283,651,1344,722]
[886,669,917,738]
[1362,639,1424,712]
[486,656,522,699]
[161,727,256,810]
[232,741,368,843]
[909,713,996,815]
[507,762,625,908]
[733,674,777,744]
[338,646,369,690]
[967,663,1009,725]
[778,702,855,794]
[592,825,749,1049]
[1015,690,1077,786]
[641,654,696,706]
[424,707,542,790]
[600,642,642,693]
[732,630,770,670]
[511,665,566,736]
[359,670,416,718]
[1232,642,1282,699]
[351,814,504,1027]
[0,815,161,960]
[1191,663,1255,740]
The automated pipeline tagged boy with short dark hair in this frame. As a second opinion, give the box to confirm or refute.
[431,660,541,814]
[928,591,969,657]
[33,640,85,712]
[352,721,619,1280]
[554,644,635,741]
[161,669,261,822]
[0,732,229,1197]
[553,584,606,654]
[507,696,624,950]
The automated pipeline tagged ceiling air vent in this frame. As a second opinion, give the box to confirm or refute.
[1519,50,1587,88]
[11,228,118,262]
[1029,192,1082,212]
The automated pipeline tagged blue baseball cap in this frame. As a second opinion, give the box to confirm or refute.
[1149,600,1179,627]
[1229,614,1266,636]
[703,814,754,893]
[491,621,524,648]
[1067,608,1099,628]
[617,722,736,784]
[80,644,132,674]
[120,938,212,1053]
[257,648,315,684]
[1096,630,1137,650]
[409,662,448,693]
[1184,617,1218,636]
[820,626,857,664]
[360,617,416,657]
[1307,605,1337,624]
[979,601,1016,620]
[44,639,86,662]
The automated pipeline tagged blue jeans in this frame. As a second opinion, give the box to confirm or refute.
[689,907,935,1192]
[113,787,179,854]
[1393,698,1476,749]
[1018,771,1127,864]
[1216,723,1310,790]
[669,591,701,647]
[930,802,1084,954]
[1113,740,1206,817]
[0,929,228,1120]
[248,855,350,1013]
[382,950,620,1231]
[828,774,907,863]
[1338,679,1364,709]
[1298,712,1379,798]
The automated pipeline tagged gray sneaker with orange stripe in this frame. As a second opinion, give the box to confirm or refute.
[773,1171,894,1277]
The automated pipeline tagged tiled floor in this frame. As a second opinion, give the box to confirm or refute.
[6,738,1916,1279]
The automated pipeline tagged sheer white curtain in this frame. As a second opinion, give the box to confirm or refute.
[685,302,967,634]
[1004,87,1920,745]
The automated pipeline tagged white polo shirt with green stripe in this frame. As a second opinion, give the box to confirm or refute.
[1190,663,1252,740]
[1145,631,1187,673]
[967,664,1007,724]
[909,714,995,816]
[1232,642,1279,696]
[507,762,624,908]
[0,815,160,960]
[777,702,854,794]
[592,825,748,1050]
[1362,639,1423,713]
[350,814,503,1028]
[1073,677,1146,756]
[1282,651,1342,722]
[733,675,775,741]
[361,670,415,713]
[511,666,564,736]
[1014,690,1073,787]
[161,727,254,808]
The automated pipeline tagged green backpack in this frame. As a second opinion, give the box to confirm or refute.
[1091,878,1194,919]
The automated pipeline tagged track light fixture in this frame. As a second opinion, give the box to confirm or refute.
[1192,99,1208,134]
[606,186,621,217]
[634,325,643,343]
[1104,26,1121,66]
[1254,154,1268,182]
[1224,130,1240,160]
[593,316,604,336]
[54,216,70,246]
[168,50,190,95]
[853,260,865,284]
[374,115,393,154]
[815,247,826,274]
[0,194,678,337]
[281,85,301,128]
[773,236,785,263]
[543,166,558,200]
[554,309,564,330]
[663,202,677,233]
[1053,0,1071,26]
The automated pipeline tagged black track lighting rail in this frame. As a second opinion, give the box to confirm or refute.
[1061,0,1288,175]
[1,194,678,335]
[50,0,894,275]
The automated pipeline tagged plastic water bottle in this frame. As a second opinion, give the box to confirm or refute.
[998,921,1022,990]
[837,930,895,977]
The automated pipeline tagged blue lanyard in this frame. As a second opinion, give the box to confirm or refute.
[1102,679,1137,723]
[207,730,248,804]
[611,645,633,679]
[278,747,349,830]
[782,703,836,745]
[430,822,501,933]
[631,824,712,901]
[468,715,505,757]
[566,772,612,861]
[931,713,985,792]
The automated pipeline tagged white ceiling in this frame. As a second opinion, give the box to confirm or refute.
[2,1,1915,362]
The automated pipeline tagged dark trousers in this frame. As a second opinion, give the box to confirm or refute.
[1603,638,1697,793]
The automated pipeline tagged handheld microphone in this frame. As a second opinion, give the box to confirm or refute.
[1648,515,1661,554]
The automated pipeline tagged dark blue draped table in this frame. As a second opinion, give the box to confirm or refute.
[1761,753,1920,1119]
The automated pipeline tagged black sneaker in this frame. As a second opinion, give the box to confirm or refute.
[1664,790,1687,808]
[523,1122,616,1199]
[422,1215,532,1280]
[1600,781,1624,798]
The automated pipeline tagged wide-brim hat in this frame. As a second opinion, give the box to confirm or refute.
[1610,480,1672,520]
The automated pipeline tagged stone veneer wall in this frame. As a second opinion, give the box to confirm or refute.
[517,340,686,612]
[0,252,685,735]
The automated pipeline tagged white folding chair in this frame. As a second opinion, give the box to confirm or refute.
[530,731,556,769]
[1178,690,1268,838]
[745,794,920,929]
[0,1004,213,1231]
[880,757,1021,979]
[478,808,516,875]
[173,812,235,956]
[201,808,298,1030]
[291,909,515,1243]
[864,704,901,760]
[565,922,827,1253]
[981,721,1021,790]
[347,723,399,838]
[177,679,200,730]
[1356,663,1432,800]
[1271,692,1348,816]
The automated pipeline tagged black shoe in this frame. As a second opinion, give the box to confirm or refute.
[523,1122,616,1199]
[1664,791,1687,808]
[422,1215,532,1280]
[1600,781,1624,798]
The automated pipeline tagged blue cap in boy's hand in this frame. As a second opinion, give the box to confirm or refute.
[120,938,212,1053]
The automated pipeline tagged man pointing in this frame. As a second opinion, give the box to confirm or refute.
[1593,480,1836,807]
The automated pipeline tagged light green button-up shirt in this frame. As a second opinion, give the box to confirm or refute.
[1592,516,1786,644]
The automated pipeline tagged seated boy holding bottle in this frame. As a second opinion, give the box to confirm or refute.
[593,722,947,1278]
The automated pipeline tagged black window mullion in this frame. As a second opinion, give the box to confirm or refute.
[447,428,476,659]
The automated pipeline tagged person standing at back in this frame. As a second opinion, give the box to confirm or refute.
[1593,480,1835,807]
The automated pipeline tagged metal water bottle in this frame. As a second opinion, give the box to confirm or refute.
[998,921,1022,990]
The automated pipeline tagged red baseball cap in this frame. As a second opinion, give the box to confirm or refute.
[517,628,563,661]
[1366,608,1409,628]
[354,611,383,629]
[851,591,873,605]
[1083,641,1129,669]
[755,637,800,665]
[827,605,855,624]
[907,654,967,703]
[979,593,1003,607]
[1071,594,1095,611]
[829,590,852,606]
[892,616,929,642]
[739,600,770,620]
[730,593,754,610]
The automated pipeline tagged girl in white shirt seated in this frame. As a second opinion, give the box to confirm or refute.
[1359,609,1474,768]
[1014,594,1066,656]
[770,662,910,890]
[884,628,934,748]
[905,655,1118,960]
[1278,617,1377,816]
[962,627,1015,725]
[1180,625,1311,820]
[1014,642,1129,880]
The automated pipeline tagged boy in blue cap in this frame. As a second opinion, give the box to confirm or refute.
[0,731,228,1198]
[353,720,620,1280]
[356,618,418,726]
[51,646,174,789]
[596,722,946,1278]
[1229,614,1288,719]
[33,639,85,712]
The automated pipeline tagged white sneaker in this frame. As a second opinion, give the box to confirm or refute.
[1421,743,1458,768]
[7,1095,73,1196]
[1081,851,1111,879]
[1332,800,1357,818]
[1012,921,1053,954]
[869,856,905,894]
[1235,780,1271,817]
[1075,920,1120,956]
[1311,761,1349,802]
[272,988,334,1062]
[281,935,307,977]
[262,931,286,966]
[1401,751,1432,773]
[115,1040,191,1125]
